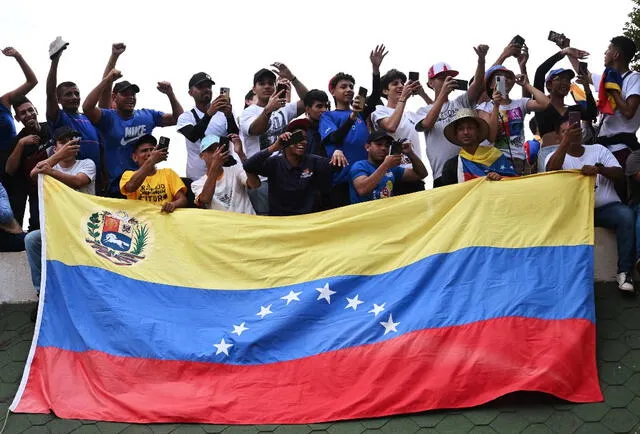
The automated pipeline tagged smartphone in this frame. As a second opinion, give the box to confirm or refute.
[512,35,525,46]
[358,86,368,98]
[220,87,230,98]
[218,136,229,151]
[276,83,288,98]
[579,62,588,75]
[454,79,469,91]
[548,30,566,46]
[495,76,506,96]
[389,139,405,156]
[408,71,419,82]
[287,130,306,147]
[568,111,581,127]
[157,136,170,151]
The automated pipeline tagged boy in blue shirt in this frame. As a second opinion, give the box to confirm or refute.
[349,131,427,203]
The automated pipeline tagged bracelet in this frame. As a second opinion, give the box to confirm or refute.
[398,100,407,103]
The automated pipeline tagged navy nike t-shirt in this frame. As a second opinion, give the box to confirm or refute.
[96,108,164,193]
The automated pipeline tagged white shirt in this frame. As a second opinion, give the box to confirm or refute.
[479,98,531,160]
[191,164,256,215]
[594,71,640,152]
[53,159,96,195]
[239,102,299,158]
[416,93,472,179]
[371,105,422,167]
[544,144,621,208]
[177,108,231,181]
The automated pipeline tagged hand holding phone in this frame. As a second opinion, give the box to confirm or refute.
[276,83,288,99]
[495,76,506,97]
[454,79,468,91]
[568,111,581,127]
[408,72,419,82]
[157,136,170,151]
[220,87,230,98]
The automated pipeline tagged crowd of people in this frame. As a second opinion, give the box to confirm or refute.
[1,34,639,296]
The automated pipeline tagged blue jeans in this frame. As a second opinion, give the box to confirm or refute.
[25,229,42,293]
[248,181,269,215]
[595,202,635,273]
[632,204,640,260]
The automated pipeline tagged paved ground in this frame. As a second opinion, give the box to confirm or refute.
[1,283,640,433]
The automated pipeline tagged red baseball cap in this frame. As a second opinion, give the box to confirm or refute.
[427,62,459,79]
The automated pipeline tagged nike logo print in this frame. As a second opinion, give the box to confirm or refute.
[120,135,143,147]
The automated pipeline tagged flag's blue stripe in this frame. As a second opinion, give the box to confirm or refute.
[39,245,594,366]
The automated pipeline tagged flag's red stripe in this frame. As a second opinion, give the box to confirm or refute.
[14,317,601,424]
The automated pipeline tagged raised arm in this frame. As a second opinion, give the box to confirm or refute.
[157,82,183,127]
[467,45,489,105]
[417,77,456,132]
[83,69,122,124]
[0,47,38,109]
[99,43,126,109]
[352,156,401,197]
[401,142,428,181]
[377,82,419,133]
[271,63,308,115]
[46,51,62,121]
[517,75,550,111]
[121,148,167,194]
[248,90,284,136]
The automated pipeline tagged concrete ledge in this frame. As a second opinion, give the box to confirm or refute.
[0,229,621,304]
[0,251,37,303]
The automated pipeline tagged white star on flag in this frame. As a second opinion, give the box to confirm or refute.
[257,304,273,319]
[213,338,233,356]
[232,322,249,336]
[316,283,336,304]
[281,290,302,305]
[368,303,386,317]
[345,294,364,310]
[380,314,400,335]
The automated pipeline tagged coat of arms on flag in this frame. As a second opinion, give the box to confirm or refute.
[85,210,150,266]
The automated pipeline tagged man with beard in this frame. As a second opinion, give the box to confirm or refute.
[82,68,184,197]
[3,98,51,230]
[177,72,239,182]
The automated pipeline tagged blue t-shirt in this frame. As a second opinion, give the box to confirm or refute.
[319,110,369,185]
[96,108,164,192]
[0,104,16,152]
[49,110,102,180]
[348,160,405,204]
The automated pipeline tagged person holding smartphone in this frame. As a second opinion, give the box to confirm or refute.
[320,45,387,208]
[479,65,550,174]
[349,130,427,204]
[119,134,187,213]
[546,118,635,294]
[415,44,489,188]
[243,120,343,216]
[371,69,431,195]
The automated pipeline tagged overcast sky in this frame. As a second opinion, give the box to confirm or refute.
[2,0,634,183]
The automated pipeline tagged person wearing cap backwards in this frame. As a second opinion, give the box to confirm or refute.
[177,72,240,182]
[239,63,309,215]
[440,108,517,185]
[243,119,343,216]
[3,97,51,231]
[349,130,427,204]
[45,40,102,187]
[532,41,593,166]
[371,68,433,195]
[26,126,97,296]
[546,118,635,294]
[119,134,187,213]
[479,64,550,175]
[319,45,388,208]
[192,133,259,214]
[415,44,489,188]
[82,68,184,197]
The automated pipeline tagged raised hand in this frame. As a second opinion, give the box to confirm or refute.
[271,62,295,81]
[107,68,122,82]
[370,44,388,73]
[2,47,19,58]
[156,81,174,95]
[112,43,126,56]
[562,47,589,59]
[474,44,489,61]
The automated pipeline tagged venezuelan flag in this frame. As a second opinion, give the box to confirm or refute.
[570,83,588,111]
[597,68,622,115]
[458,146,518,182]
[10,173,601,424]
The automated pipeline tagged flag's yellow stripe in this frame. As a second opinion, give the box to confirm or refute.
[43,171,594,290]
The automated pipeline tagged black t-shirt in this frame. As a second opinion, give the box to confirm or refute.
[440,156,459,186]
[0,123,51,183]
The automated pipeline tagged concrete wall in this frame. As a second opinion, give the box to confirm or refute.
[0,228,622,304]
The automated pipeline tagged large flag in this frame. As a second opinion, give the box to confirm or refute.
[11,173,601,424]
[597,67,623,115]
[457,146,519,182]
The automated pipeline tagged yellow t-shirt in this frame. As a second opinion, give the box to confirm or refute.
[120,168,186,206]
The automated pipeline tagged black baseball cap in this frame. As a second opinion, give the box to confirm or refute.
[53,126,80,142]
[368,130,393,144]
[189,72,215,88]
[113,80,140,94]
[253,68,277,85]
[132,134,157,151]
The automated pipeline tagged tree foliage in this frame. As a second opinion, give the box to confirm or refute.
[624,0,640,70]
